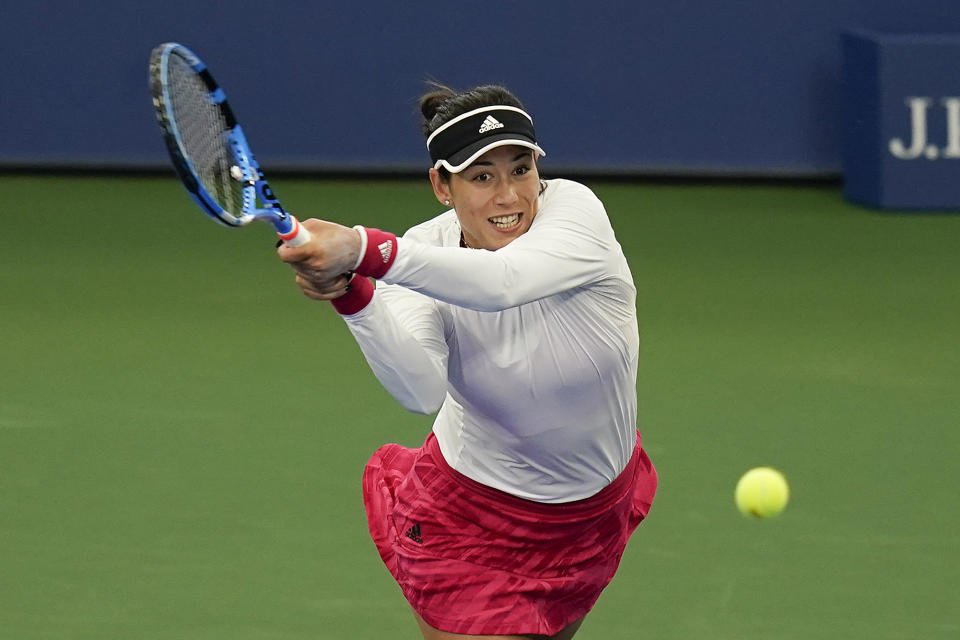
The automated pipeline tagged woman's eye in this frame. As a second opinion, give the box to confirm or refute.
[473,173,491,182]
[514,165,530,176]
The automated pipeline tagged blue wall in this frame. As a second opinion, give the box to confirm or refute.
[3,1,959,175]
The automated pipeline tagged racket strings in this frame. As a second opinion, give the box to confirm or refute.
[166,56,245,216]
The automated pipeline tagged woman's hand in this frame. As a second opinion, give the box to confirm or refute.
[277,219,362,301]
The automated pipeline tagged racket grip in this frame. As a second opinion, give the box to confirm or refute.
[277,216,312,247]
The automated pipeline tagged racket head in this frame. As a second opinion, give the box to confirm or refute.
[149,42,255,227]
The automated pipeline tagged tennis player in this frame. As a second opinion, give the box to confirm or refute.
[278,84,657,639]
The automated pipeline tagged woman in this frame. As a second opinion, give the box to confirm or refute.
[278,85,657,639]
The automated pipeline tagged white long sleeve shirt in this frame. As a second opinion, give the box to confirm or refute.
[342,179,640,503]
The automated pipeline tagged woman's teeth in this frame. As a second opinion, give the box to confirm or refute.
[490,214,519,229]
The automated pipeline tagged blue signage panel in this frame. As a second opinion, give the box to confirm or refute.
[843,31,960,209]
[5,4,960,174]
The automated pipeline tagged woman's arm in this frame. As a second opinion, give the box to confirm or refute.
[277,183,618,312]
[365,183,621,311]
[331,277,449,415]
[386,206,613,310]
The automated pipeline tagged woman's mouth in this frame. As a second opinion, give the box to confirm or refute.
[489,213,521,231]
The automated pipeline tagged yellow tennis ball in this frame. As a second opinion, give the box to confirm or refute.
[735,467,789,519]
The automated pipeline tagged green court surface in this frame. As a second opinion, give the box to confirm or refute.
[2,175,958,639]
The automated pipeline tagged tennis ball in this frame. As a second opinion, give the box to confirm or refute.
[734,467,789,519]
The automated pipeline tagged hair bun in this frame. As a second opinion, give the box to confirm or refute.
[419,83,456,125]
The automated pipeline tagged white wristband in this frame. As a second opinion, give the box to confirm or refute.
[352,225,368,271]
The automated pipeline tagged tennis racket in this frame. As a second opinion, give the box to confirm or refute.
[149,42,310,246]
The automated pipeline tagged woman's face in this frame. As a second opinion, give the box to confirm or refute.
[430,145,541,251]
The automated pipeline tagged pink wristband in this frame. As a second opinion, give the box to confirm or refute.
[330,274,374,315]
[354,227,398,278]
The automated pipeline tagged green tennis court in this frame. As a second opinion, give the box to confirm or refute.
[2,175,958,639]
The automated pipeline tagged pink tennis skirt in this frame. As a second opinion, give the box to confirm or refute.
[361,431,657,636]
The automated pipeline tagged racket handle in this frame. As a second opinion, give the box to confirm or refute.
[277,216,312,247]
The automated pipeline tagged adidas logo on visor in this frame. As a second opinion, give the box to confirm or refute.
[478,115,505,133]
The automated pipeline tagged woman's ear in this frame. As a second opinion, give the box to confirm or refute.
[429,168,452,206]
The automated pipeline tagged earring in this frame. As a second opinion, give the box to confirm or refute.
[444,199,451,206]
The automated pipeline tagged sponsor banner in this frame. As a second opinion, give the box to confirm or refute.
[843,30,960,209]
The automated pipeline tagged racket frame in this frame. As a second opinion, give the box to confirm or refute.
[149,42,307,244]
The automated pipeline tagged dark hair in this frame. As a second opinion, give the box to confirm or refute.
[419,83,528,181]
